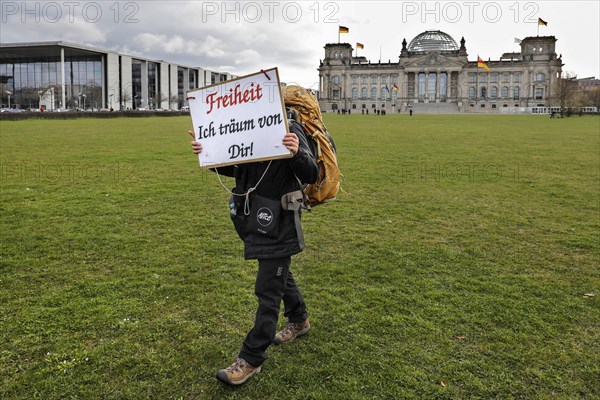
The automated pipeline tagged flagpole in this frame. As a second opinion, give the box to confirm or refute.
[475,62,478,109]
[537,23,539,36]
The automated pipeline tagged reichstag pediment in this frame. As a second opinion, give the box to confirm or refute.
[403,53,465,69]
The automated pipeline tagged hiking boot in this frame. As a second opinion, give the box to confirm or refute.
[215,358,261,385]
[273,319,310,345]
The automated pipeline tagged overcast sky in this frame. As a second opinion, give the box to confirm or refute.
[1,1,598,87]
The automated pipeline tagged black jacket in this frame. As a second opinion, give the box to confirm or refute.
[214,121,318,259]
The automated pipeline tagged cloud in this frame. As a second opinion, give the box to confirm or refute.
[133,33,225,58]
[235,49,260,65]
[1,16,106,44]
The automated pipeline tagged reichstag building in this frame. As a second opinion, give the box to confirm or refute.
[318,30,563,113]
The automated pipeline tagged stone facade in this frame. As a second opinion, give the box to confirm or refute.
[318,31,563,113]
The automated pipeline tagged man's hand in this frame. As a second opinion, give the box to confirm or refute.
[188,130,202,155]
[282,132,299,155]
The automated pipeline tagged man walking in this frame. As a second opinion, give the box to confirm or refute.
[189,117,317,385]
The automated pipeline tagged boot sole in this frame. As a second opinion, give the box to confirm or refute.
[216,365,261,385]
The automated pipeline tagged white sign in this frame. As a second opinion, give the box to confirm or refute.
[187,67,291,169]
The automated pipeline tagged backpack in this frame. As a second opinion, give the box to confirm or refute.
[282,85,341,207]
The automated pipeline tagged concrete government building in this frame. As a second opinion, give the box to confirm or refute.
[318,30,563,113]
[0,41,235,111]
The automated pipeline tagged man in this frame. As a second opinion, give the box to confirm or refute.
[188,117,318,385]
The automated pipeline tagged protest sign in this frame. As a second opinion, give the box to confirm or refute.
[187,68,291,169]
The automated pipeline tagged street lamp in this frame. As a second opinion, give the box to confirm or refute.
[5,90,11,109]
[109,93,114,110]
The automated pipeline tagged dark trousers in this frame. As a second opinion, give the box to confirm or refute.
[238,256,308,367]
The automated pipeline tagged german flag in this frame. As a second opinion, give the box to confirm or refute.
[538,17,548,26]
[339,26,349,33]
[356,42,364,49]
[477,56,490,73]
[392,83,399,91]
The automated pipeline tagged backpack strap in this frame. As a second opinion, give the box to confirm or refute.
[281,190,306,248]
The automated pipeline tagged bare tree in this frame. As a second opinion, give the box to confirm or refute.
[156,92,169,109]
[588,87,600,110]
[169,94,179,110]
[121,88,133,110]
[87,83,102,111]
[552,71,578,114]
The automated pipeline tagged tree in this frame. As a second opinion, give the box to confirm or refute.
[156,92,169,109]
[169,94,179,110]
[121,87,133,110]
[87,83,102,111]
[588,87,600,110]
[552,71,578,113]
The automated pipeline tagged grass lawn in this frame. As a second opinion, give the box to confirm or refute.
[1,114,598,399]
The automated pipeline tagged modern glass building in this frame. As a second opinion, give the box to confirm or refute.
[0,41,235,110]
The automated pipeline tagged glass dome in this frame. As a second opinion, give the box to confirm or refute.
[407,31,459,52]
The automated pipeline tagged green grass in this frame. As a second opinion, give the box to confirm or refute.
[1,114,598,399]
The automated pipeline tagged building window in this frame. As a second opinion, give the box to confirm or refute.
[468,73,476,83]
[439,72,447,102]
[352,104,356,109]
[514,73,521,83]
[332,89,340,100]
[361,87,368,99]
[491,73,498,83]
[479,73,487,83]
[391,90,397,102]
[352,87,358,100]
[371,75,377,84]
[381,86,388,100]
[535,73,546,82]
[352,75,358,84]
[490,86,498,100]
[502,72,510,83]
[535,87,544,100]
[148,62,159,109]
[361,75,367,84]
[331,76,340,84]
[468,86,476,100]
[501,86,509,99]
[133,62,143,109]
[418,72,426,102]
[513,86,520,99]
[428,72,436,101]
[332,103,338,110]
[480,86,487,99]
[371,87,377,100]
[381,75,387,83]
[391,74,398,83]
